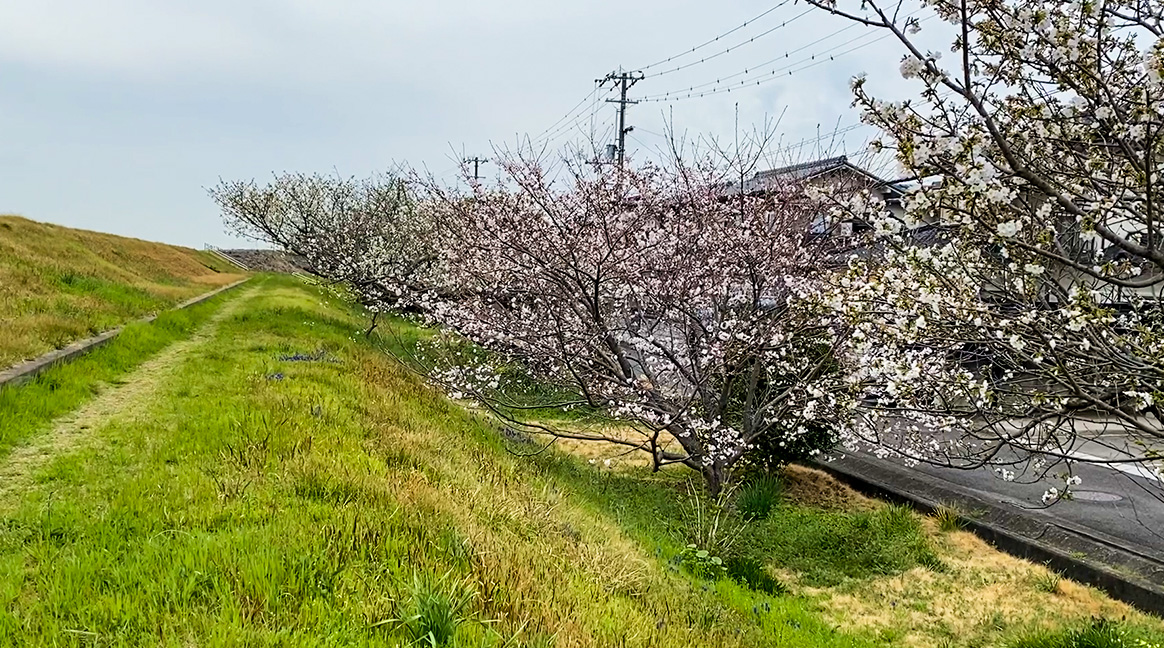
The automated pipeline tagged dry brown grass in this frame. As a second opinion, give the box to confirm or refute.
[508,418,691,473]
[777,469,1160,646]
[808,525,1155,648]
[781,464,881,512]
[0,215,245,367]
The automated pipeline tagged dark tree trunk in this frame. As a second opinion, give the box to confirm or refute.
[702,462,726,498]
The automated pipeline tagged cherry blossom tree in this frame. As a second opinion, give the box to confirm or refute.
[209,173,439,326]
[413,148,856,495]
[806,0,1164,500]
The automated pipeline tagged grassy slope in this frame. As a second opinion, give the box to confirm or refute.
[0,276,1159,647]
[0,215,245,368]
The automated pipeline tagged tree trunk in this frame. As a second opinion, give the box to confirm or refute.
[702,462,726,498]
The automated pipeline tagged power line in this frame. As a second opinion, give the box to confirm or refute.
[635,121,868,156]
[772,122,866,153]
[642,21,861,99]
[637,0,793,72]
[635,126,668,139]
[536,95,612,148]
[645,7,813,79]
[639,9,930,103]
[533,83,618,148]
[529,84,602,147]
[639,20,934,103]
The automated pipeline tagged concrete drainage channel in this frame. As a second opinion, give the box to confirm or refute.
[816,451,1164,616]
[0,277,250,389]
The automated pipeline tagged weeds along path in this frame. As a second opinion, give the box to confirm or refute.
[0,284,258,505]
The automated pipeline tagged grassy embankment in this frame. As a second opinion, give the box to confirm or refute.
[0,275,1160,647]
[0,215,245,368]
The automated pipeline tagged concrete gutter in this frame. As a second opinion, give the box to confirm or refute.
[0,277,250,389]
[815,451,1164,616]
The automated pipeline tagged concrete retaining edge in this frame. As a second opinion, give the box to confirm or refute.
[815,452,1164,617]
[0,277,250,389]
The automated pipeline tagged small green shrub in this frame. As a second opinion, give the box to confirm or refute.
[737,475,782,521]
[678,544,728,579]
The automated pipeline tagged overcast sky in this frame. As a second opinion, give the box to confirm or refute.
[0,0,938,247]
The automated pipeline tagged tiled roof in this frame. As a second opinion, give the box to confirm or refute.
[754,155,851,182]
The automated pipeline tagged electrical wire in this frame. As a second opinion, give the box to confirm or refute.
[772,122,866,153]
[645,7,814,79]
[641,21,861,99]
[528,84,602,147]
[537,93,615,148]
[639,16,937,103]
[639,10,931,102]
[637,0,793,72]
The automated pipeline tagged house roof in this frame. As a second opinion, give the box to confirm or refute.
[744,155,907,197]
[754,156,851,183]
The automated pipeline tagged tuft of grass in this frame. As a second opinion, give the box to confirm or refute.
[1033,569,1064,594]
[935,504,966,532]
[737,474,782,521]
[0,214,245,367]
[680,480,748,560]
[399,572,477,647]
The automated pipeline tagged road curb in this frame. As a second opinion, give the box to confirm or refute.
[0,277,250,390]
[814,452,1164,617]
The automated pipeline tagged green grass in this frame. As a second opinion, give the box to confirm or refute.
[0,215,245,367]
[934,504,966,532]
[1011,618,1164,647]
[733,502,944,586]
[0,275,1158,647]
[737,474,783,521]
[0,277,881,646]
[0,280,248,461]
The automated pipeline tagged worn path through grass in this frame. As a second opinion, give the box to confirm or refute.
[0,278,257,462]
[0,284,258,505]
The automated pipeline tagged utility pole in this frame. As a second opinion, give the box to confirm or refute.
[597,69,644,168]
[464,156,489,181]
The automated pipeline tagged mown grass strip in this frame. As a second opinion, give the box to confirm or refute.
[0,278,257,461]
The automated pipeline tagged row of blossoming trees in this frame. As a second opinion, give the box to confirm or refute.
[211,0,1163,499]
